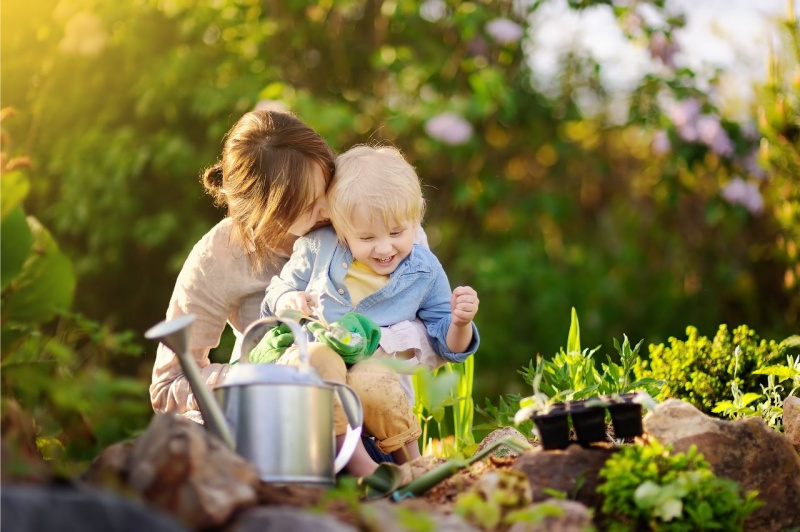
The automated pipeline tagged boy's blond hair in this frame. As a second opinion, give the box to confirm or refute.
[329,145,425,240]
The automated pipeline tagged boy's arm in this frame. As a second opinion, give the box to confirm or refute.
[417,264,480,363]
[445,286,479,353]
[261,235,317,318]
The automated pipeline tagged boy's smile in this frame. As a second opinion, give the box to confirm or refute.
[344,205,415,275]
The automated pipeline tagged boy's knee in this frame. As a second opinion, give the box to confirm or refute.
[280,342,347,383]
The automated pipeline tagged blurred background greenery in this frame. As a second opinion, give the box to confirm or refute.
[2,0,798,471]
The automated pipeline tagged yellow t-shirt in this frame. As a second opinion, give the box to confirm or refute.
[344,261,390,307]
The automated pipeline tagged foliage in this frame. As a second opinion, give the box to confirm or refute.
[1,114,152,475]
[2,0,798,406]
[505,308,660,434]
[713,345,800,430]
[413,355,476,457]
[453,470,551,531]
[634,324,790,412]
[597,438,762,532]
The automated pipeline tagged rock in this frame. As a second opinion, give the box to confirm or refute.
[783,396,800,452]
[228,506,357,532]
[1,484,187,532]
[644,398,800,532]
[127,413,260,530]
[82,440,136,488]
[363,500,480,532]
[512,444,617,515]
[477,427,530,458]
[507,498,593,532]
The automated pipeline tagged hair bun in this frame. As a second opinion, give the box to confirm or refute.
[202,163,224,190]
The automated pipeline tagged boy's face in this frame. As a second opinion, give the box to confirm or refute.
[343,205,415,275]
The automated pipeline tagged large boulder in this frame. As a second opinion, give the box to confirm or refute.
[783,395,800,452]
[228,506,357,532]
[644,398,800,532]
[507,498,593,532]
[127,414,260,530]
[512,444,617,515]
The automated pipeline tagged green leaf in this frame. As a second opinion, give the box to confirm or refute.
[1,206,33,290]
[2,216,75,324]
[753,365,798,381]
[567,307,581,355]
[0,170,30,220]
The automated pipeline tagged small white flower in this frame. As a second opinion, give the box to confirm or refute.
[424,113,473,145]
[486,18,524,45]
[420,0,446,23]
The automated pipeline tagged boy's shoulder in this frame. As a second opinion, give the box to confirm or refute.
[408,243,445,271]
[294,225,339,252]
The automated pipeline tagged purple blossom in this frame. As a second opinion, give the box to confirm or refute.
[742,151,767,180]
[670,99,701,128]
[485,18,524,45]
[697,115,734,157]
[721,177,764,215]
[648,32,679,68]
[652,130,671,155]
[424,113,473,145]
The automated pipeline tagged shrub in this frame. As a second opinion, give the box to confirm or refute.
[598,438,761,532]
[634,324,787,412]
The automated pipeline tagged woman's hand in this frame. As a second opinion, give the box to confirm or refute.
[275,291,316,316]
[451,286,479,326]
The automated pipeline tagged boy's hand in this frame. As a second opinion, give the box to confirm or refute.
[451,286,479,326]
[275,291,315,316]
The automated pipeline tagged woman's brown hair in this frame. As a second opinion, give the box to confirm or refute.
[202,110,335,268]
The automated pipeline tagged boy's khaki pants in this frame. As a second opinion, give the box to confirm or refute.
[277,343,421,454]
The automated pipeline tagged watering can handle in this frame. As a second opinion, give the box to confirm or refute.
[237,316,311,373]
[333,383,364,474]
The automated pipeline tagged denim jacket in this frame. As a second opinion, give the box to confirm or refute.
[261,226,479,363]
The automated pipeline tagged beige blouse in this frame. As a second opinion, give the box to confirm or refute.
[149,218,286,422]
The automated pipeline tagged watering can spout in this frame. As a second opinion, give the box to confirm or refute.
[145,314,236,450]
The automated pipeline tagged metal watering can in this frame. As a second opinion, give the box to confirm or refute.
[145,315,363,485]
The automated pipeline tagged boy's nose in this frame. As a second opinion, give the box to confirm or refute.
[375,239,393,254]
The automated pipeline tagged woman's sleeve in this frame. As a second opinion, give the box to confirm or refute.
[149,237,234,419]
[261,235,317,317]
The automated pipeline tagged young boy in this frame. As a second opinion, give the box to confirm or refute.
[260,145,480,474]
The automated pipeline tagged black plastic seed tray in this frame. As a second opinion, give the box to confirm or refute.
[531,393,643,450]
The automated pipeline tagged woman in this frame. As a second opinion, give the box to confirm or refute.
[150,109,442,476]
[150,110,334,422]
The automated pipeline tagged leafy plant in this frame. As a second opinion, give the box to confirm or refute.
[598,438,762,532]
[1,115,151,476]
[412,357,476,457]
[714,345,800,430]
[635,324,788,412]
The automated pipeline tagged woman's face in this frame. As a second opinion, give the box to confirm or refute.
[287,164,330,237]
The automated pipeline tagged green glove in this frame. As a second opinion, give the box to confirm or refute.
[248,323,294,363]
[307,312,381,365]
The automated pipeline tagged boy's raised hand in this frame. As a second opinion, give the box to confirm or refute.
[275,290,316,316]
[451,286,479,326]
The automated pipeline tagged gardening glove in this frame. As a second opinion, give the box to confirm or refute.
[248,323,294,363]
[306,312,381,365]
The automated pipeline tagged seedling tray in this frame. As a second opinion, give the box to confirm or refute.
[531,393,644,450]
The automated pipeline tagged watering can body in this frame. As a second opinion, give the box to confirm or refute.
[215,362,361,484]
[145,315,363,486]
